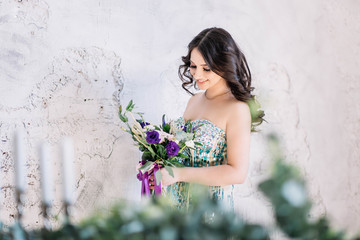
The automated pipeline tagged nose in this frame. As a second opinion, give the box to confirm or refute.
[192,68,203,80]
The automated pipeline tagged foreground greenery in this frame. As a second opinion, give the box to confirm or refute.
[1,134,359,240]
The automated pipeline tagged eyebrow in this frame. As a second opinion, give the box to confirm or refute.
[190,60,208,66]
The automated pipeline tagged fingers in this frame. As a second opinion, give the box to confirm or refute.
[149,173,155,185]
[149,177,164,189]
[148,172,165,190]
[149,175,156,190]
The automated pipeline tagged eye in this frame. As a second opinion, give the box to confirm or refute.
[190,65,196,69]
[203,68,211,72]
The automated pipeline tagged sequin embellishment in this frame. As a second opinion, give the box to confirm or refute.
[166,116,234,211]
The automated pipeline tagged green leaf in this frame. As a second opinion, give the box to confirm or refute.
[171,161,184,168]
[156,160,164,166]
[156,145,168,159]
[134,112,144,116]
[142,151,153,161]
[184,121,192,133]
[139,145,146,152]
[165,166,174,177]
[119,105,123,114]
[147,145,156,158]
[155,170,162,185]
[194,142,202,146]
[135,137,149,149]
[119,113,128,122]
[166,161,176,167]
[178,153,189,159]
[162,114,166,126]
[126,100,134,112]
[139,161,154,173]
[163,124,170,133]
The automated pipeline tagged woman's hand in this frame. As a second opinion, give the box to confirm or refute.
[149,167,180,190]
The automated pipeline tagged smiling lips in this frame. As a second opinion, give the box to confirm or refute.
[197,79,209,84]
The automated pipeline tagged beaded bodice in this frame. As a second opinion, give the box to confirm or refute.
[166,116,234,210]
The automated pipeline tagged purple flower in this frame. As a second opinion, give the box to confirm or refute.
[166,141,179,157]
[146,131,160,144]
[182,126,187,132]
[140,121,150,128]
[193,126,201,131]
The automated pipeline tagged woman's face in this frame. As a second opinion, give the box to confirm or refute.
[189,47,224,91]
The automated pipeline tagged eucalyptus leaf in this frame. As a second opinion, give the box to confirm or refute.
[138,161,154,173]
[155,170,162,185]
[165,166,174,178]
[174,131,188,142]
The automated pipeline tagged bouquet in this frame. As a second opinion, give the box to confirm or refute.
[119,100,200,196]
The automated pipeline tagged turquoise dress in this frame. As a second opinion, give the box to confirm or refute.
[166,116,234,211]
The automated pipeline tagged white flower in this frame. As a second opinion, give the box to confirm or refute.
[185,140,195,149]
[158,131,176,143]
[144,125,155,131]
[169,121,176,135]
[175,131,194,142]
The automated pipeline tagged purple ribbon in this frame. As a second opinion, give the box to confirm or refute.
[137,161,162,197]
[153,163,162,195]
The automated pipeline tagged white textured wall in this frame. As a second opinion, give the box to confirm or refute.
[0,0,359,237]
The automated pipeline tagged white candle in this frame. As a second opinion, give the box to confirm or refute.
[61,138,75,205]
[14,130,26,193]
[39,142,53,205]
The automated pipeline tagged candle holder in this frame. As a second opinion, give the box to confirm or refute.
[41,202,52,231]
[63,201,72,224]
[15,189,24,224]
[13,188,26,239]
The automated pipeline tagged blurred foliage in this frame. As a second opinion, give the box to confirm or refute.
[1,133,359,240]
[0,189,269,240]
[259,134,360,240]
[248,95,266,133]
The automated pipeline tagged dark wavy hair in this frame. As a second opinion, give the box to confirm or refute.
[178,27,265,132]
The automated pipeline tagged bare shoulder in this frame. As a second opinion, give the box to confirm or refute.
[186,92,203,106]
[226,99,251,128]
[183,92,202,118]
[228,100,250,116]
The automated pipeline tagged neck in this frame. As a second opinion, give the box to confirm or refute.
[204,81,230,100]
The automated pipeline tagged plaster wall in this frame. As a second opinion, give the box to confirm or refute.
[0,0,359,238]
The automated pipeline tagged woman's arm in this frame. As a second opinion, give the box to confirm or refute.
[161,101,251,187]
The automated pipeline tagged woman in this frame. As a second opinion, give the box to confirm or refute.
[152,27,264,210]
